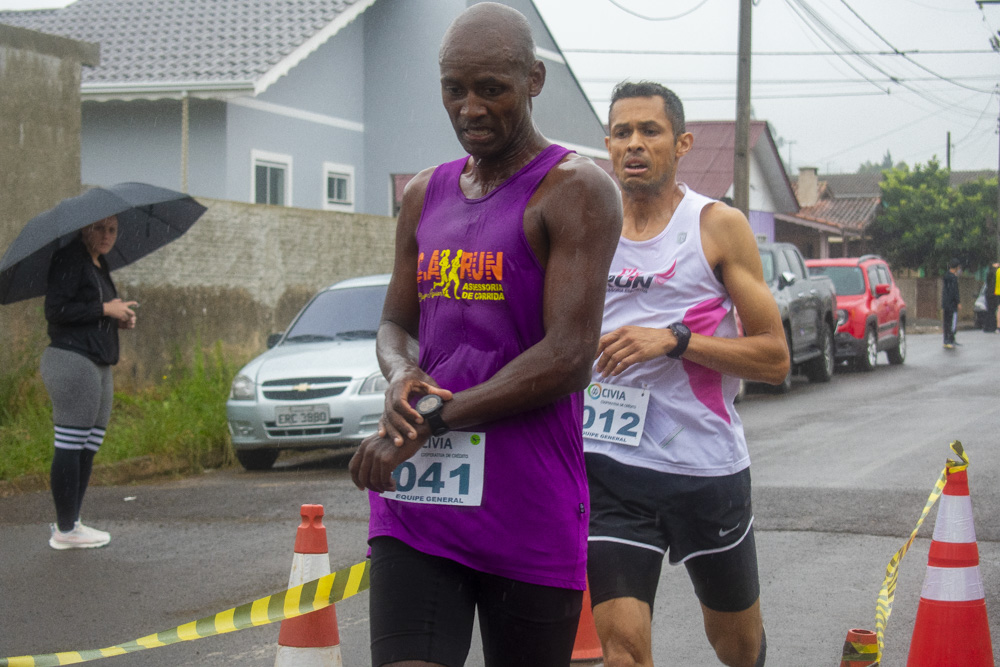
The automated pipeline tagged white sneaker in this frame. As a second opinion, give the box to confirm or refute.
[49,523,110,550]
[74,520,111,543]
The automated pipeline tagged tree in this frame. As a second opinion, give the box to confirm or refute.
[869,160,998,275]
[857,150,902,175]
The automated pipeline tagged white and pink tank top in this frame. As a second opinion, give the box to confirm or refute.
[583,184,750,476]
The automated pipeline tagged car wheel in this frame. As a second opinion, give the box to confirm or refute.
[805,321,835,383]
[235,448,279,471]
[772,328,794,394]
[887,321,906,365]
[856,327,878,372]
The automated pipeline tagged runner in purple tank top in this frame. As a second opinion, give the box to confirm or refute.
[348,4,621,666]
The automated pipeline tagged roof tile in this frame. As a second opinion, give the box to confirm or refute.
[0,0,363,84]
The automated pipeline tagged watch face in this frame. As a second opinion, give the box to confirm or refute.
[415,393,443,414]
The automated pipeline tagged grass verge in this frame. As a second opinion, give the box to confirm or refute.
[0,341,245,497]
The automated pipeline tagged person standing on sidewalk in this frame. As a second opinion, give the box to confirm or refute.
[583,81,788,667]
[942,258,961,348]
[348,4,622,665]
[42,215,137,549]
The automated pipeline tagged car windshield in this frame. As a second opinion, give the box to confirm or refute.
[283,284,387,343]
[809,266,866,296]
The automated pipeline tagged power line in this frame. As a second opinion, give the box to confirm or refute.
[839,0,995,94]
[579,75,997,85]
[589,90,890,102]
[785,0,989,117]
[813,92,984,163]
[561,48,994,56]
[782,0,891,93]
[605,0,711,21]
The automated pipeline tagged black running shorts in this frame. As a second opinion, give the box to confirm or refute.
[368,536,584,667]
[585,452,760,613]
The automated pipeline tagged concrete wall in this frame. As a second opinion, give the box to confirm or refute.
[0,24,98,373]
[111,197,397,386]
[0,24,98,253]
[896,275,981,324]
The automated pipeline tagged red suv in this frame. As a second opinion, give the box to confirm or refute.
[805,255,907,371]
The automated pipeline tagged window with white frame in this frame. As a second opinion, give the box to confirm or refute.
[323,162,355,212]
[252,150,292,206]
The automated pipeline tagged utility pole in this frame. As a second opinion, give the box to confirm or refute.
[946,131,951,170]
[977,0,1000,261]
[734,0,752,217]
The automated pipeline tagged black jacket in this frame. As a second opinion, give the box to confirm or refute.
[45,238,120,366]
[942,271,960,311]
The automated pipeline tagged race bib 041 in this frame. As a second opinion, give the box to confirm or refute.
[381,431,485,506]
[583,383,650,447]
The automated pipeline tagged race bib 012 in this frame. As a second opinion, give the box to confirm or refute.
[583,382,649,447]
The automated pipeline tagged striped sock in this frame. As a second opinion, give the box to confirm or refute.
[54,425,89,451]
[86,426,106,452]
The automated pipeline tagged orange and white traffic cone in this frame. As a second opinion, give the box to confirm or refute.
[571,581,603,662]
[274,504,343,667]
[906,468,994,666]
[839,628,878,666]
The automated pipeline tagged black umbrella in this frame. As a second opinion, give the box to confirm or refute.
[0,182,207,304]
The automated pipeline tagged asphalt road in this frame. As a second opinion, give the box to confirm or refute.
[1,329,998,666]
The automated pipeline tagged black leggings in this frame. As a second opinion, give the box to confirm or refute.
[50,447,97,531]
[369,537,584,667]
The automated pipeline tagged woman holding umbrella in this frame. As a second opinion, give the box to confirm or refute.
[41,215,136,550]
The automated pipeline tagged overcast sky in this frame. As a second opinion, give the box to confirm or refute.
[4,0,999,175]
[533,0,1000,175]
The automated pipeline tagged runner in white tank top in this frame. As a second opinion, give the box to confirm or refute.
[583,183,748,476]
[585,82,790,667]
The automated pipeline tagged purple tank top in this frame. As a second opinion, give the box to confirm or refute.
[367,144,587,590]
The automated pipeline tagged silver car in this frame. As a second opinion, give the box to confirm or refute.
[226,274,390,470]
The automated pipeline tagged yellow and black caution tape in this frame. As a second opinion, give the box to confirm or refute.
[1,559,369,667]
[841,640,879,664]
[873,440,968,663]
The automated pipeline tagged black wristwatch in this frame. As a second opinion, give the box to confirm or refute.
[666,322,691,359]
[415,394,450,436]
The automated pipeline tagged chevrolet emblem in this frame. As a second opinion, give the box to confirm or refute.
[292,383,312,392]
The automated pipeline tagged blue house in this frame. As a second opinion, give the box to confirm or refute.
[0,0,608,216]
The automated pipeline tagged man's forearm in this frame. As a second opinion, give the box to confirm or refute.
[376,320,421,383]
[439,335,595,431]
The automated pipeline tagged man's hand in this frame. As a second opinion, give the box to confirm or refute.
[595,325,672,377]
[379,372,453,446]
[349,432,426,493]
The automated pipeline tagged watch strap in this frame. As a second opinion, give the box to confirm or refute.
[666,323,690,359]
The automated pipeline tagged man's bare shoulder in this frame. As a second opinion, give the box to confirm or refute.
[400,165,439,201]
[397,165,443,224]
[540,151,620,205]
[701,199,751,233]
[700,200,758,268]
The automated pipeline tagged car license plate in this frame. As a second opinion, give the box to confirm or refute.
[274,405,329,426]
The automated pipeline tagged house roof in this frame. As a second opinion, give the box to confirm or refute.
[678,121,765,199]
[817,172,882,197]
[677,120,799,214]
[790,174,881,234]
[0,0,375,97]
[950,169,996,188]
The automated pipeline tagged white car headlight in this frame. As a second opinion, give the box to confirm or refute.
[230,374,256,400]
[359,372,388,395]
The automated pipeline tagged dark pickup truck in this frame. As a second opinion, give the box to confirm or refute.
[757,242,837,392]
